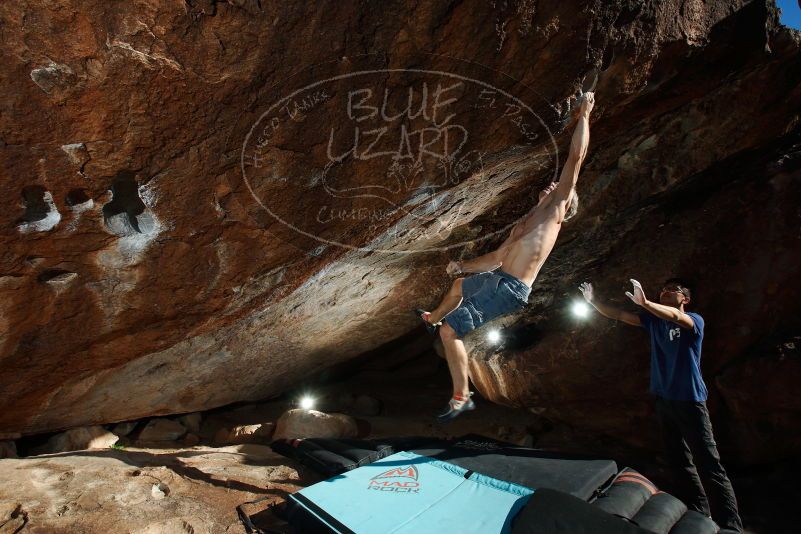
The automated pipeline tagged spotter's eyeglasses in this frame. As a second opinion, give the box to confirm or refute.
[660,285,689,296]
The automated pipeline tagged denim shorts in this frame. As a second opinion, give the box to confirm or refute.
[443,270,531,339]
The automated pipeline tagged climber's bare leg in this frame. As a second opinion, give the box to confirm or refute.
[440,322,469,398]
[427,278,464,324]
[436,322,475,421]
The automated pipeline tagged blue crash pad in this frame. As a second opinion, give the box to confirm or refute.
[288,450,535,534]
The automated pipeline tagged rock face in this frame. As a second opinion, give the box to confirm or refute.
[0,0,799,465]
[273,409,359,441]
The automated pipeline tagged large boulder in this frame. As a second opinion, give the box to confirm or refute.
[34,426,118,454]
[137,419,186,442]
[110,421,138,437]
[213,423,275,445]
[176,413,202,435]
[273,409,359,441]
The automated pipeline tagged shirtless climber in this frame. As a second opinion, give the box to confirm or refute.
[417,92,595,422]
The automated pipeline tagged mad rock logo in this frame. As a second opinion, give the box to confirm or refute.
[368,465,421,493]
[241,56,557,255]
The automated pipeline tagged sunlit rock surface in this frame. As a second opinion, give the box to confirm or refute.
[0,0,799,466]
[0,444,303,533]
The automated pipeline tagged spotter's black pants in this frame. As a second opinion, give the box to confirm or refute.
[655,397,743,533]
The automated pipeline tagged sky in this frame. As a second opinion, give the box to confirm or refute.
[777,0,801,29]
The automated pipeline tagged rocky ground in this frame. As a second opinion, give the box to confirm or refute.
[2,349,798,533]
[0,444,305,534]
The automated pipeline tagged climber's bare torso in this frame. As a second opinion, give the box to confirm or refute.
[497,186,569,287]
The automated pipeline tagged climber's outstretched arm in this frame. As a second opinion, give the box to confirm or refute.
[448,224,521,274]
[553,93,594,204]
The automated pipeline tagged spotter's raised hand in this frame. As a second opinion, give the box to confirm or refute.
[625,279,647,306]
[579,282,594,303]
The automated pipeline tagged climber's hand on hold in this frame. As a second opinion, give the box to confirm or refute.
[446,261,462,276]
[579,92,595,117]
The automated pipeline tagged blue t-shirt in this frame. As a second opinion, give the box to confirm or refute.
[639,311,708,402]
